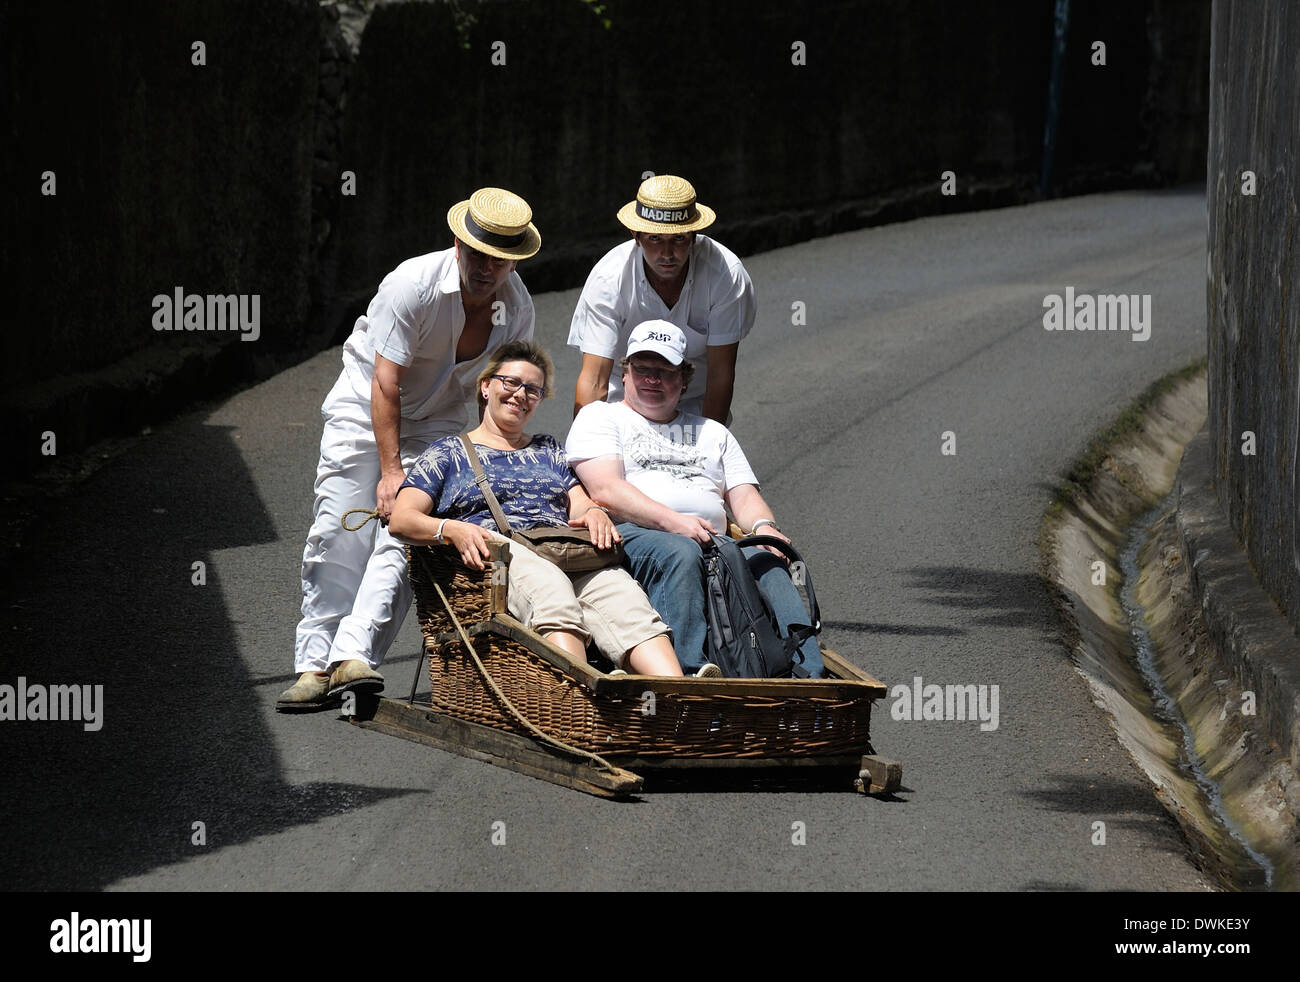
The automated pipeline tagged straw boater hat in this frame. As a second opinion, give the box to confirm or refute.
[617,175,716,234]
[447,187,541,260]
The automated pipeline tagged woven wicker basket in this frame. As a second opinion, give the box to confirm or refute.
[408,542,879,759]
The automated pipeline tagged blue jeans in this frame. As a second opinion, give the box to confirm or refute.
[616,524,825,678]
[741,543,825,679]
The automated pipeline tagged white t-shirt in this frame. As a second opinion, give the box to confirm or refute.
[566,235,755,414]
[565,400,759,532]
[335,248,534,442]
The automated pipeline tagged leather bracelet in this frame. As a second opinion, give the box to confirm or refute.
[749,518,778,535]
[585,505,609,515]
[435,518,449,543]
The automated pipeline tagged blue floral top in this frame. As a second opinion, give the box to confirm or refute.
[400,434,578,532]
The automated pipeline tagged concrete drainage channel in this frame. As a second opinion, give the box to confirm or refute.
[1118,494,1273,887]
[1042,366,1300,891]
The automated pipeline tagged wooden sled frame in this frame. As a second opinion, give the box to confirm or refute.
[350,541,903,799]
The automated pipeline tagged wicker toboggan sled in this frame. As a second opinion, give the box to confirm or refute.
[349,540,902,798]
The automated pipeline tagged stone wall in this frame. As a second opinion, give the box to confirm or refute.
[5,0,1210,480]
[328,0,1212,306]
[1206,0,1300,636]
[3,0,320,476]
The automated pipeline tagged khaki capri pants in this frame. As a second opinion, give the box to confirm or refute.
[484,530,670,668]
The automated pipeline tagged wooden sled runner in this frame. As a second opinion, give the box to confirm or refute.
[350,541,903,799]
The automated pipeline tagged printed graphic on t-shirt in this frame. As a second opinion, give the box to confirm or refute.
[624,424,711,490]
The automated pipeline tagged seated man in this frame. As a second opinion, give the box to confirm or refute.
[566,320,824,678]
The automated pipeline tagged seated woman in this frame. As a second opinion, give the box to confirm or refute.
[389,342,683,677]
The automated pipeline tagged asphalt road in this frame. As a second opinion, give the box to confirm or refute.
[2,188,1211,891]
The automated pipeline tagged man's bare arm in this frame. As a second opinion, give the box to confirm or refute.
[725,482,790,555]
[574,456,715,543]
[701,342,739,423]
[573,352,614,418]
[372,353,409,519]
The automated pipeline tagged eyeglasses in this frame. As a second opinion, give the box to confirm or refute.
[628,362,682,381]
[491,374,546,401]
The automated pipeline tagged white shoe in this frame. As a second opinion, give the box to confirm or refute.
[695,663,723,678]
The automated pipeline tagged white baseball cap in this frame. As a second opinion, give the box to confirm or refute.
[626,320,686,365]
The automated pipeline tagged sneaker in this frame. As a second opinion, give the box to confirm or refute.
[607,668,628,677]
[695,662,723,679]
[275,671,334,712]
[327,659,385,697]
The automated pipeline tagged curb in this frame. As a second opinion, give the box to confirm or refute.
[1176,427,1300,769]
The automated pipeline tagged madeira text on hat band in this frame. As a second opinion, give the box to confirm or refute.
[636,203,697,225]
[464,213,528,249]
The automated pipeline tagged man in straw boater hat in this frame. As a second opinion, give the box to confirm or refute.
[279,188,540,711]
[568,174,756,424]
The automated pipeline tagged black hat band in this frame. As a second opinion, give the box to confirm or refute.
[465,212,527,248]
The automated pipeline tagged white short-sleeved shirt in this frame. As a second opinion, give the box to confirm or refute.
[567,235,756,414]
[335,248,534,441]
[565,400,758,532]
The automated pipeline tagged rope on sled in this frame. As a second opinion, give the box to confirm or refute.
[429,575,620,776]
[345,512,621,776]
[342,508,380,532]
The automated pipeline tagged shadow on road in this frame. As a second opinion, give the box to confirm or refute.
[1,416,418,890]
[822,620,965,637]
[905,565,1059,631]
[1020,772,1191,854]
[824,565,1060,641]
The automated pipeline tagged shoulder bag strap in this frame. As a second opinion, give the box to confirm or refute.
[735,534,821,634]
[458,433,514,536]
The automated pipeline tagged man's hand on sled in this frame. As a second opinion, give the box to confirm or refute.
[375,471,407,522]
[571,506,622,550]
[442,521,493,570]
[753,525,792,560]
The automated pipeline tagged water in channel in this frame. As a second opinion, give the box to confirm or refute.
[1117,493,1274,890]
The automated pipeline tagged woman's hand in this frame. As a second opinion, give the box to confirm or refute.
[440,520,494,570]
[571,505,622,551]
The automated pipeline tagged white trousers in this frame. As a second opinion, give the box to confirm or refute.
[294,388,446,672]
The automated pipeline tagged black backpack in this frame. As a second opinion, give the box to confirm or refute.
[702,534,821,678]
